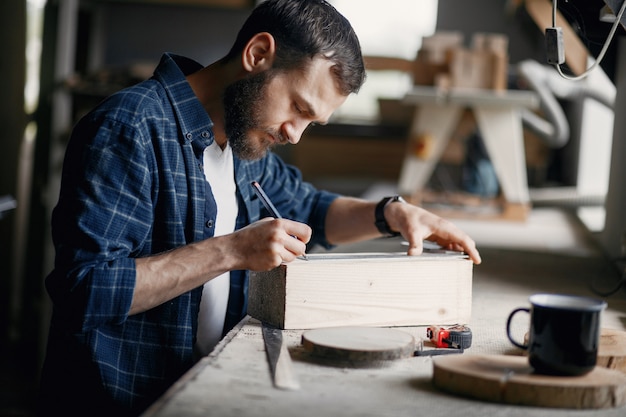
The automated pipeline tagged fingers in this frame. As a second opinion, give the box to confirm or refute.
[406,240,424,257]
[238,218,312,271]
[430,234,481,264]
[406,234,481,264]
[395,206,482,264]
[437,223,481,264]
[281,218,312,245]
[459,237,481,264]
[442,236,481,264]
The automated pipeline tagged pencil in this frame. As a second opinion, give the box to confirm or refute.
[250,181,308,260]
[251,181,283,219]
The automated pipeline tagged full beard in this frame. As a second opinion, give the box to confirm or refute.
[223,70,283,160]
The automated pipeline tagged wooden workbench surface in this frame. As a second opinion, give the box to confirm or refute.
[142,210,626,417]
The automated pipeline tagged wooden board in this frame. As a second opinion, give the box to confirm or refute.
[301,327,416,365]
[432,354,626,409]
[597,328,626,373]
[248,252,473,329]
[292,134,406,181]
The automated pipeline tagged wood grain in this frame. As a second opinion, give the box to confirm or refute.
[248,252,473,329]
[522,328,626,373]
[301,327,416,364]
[433,354,626,409]
[597,328,626,373]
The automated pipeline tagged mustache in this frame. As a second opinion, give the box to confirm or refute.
[266,130,289,145]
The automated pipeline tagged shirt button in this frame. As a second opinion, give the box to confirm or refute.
[186,133,193,140]
[205,220,214,228]
[201,131,209,138]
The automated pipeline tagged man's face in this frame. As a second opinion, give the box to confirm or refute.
[223,58,347,160]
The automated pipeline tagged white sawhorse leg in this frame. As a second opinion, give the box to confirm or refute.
[398,105,464,195]
[473,106,530,204]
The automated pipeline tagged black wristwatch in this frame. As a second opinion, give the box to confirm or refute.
[374,195,405,237]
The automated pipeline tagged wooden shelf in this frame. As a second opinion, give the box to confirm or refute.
[86,0,254,9]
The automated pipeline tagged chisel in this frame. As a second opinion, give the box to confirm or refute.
[261,322,300,390]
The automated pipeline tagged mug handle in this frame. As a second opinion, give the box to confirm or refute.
[506,307,529,349]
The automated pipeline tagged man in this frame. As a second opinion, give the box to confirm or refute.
[38,0,481,416]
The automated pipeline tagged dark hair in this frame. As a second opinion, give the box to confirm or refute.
[224,0,366,95]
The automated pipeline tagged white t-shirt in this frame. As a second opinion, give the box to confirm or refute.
[194,141,238,357]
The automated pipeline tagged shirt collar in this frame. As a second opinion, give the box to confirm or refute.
[153,53,214,151]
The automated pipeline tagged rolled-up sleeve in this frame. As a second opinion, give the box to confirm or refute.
[47,114,154,332]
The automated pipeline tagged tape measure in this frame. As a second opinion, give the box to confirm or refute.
[426,325,472,350]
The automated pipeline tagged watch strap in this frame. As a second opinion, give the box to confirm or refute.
[374,196,404,237]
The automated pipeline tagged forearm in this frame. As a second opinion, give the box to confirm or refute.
[324,196,381,245]
[131,218,312,315]
[132,235,239,315]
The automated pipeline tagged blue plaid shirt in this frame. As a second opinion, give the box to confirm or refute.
[40,53,338,416]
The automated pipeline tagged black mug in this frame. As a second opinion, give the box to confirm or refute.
[506,293,607,376]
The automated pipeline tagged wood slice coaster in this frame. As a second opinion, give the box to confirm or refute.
[432,354,626,409]
[597,328,626,373]
[522,328,626,374]
[301,327,415,365]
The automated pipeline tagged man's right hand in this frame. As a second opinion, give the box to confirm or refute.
[132,218,311,315]
[230,218,312,271]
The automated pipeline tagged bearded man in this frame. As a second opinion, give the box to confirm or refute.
[38,1,480,416]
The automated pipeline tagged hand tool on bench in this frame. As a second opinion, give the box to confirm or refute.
[261,322,300,390]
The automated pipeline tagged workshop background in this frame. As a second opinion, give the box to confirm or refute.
[2,0,626,416]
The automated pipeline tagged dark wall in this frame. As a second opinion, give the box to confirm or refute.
[87,2,249,69]
[0,1,26,341]
[0,1,30,415]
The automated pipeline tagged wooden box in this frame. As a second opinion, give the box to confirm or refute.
[248,252,473,329]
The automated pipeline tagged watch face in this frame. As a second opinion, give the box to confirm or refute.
[388,196,406,206]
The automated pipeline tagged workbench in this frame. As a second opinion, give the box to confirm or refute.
[142,209,626,417]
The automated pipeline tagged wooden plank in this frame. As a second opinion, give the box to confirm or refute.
[363,56,415,73]
[597,328,626,373]
[248,252,473,329]
[293,135,406,181]
[449,48,497,90]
